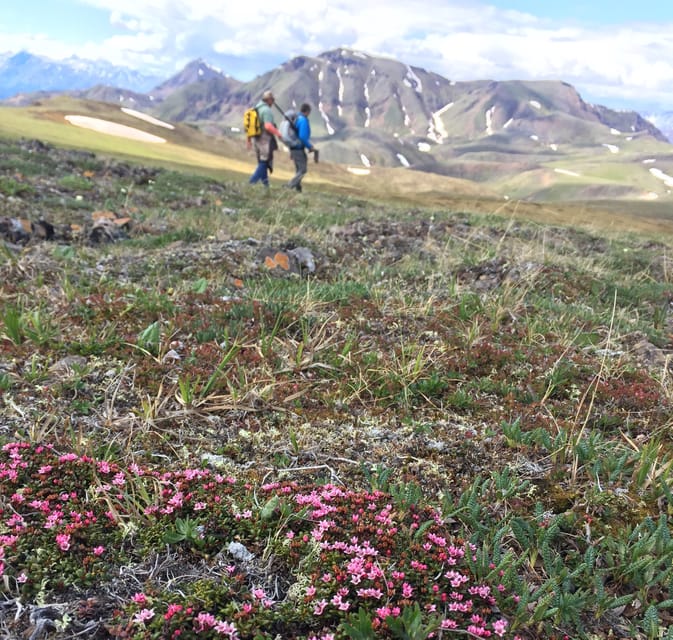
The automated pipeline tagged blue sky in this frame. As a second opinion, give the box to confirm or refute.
[1,0,672,112]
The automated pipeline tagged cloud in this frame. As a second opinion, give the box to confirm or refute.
[3,0,673,109]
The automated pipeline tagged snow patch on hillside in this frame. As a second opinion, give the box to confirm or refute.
[121,108,174,130]
[417,142,431,152]
[650,167,673,187]
[554,168,581,177]
[602,144,619,153]
[529,100,541,109]
[360,154,371,167]
[610,128,621,135]
[65,115,166,143]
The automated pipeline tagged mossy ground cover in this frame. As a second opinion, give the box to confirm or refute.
[2,136,673,639]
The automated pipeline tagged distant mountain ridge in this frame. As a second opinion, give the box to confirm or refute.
[0,51,162,99]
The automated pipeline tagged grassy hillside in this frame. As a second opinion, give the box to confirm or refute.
[2,121,673,639]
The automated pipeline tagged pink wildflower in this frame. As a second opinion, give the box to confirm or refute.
[214,620,239,638]
[133,608,155,625]
[493,619,508,637]
[112,472,126,486]
[92,546,105,556]
[165,604,183,620]
[55,533,71,551]
[194,612,216,631]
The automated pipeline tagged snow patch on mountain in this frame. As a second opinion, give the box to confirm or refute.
[485,107,495,136]
[428,102,453,142]
[336,68,344,117]
[405,66,422,93]
[319,102,335,135]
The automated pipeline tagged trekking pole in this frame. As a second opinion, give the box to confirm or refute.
[273,102,298,131]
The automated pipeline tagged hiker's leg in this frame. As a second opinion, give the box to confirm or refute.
[288,150,307,189]
[249,161,269,185]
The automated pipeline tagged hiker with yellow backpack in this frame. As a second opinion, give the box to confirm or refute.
[246,90,283,187]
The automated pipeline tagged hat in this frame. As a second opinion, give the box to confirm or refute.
[262,90,274,100]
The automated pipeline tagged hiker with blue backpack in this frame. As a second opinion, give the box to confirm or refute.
[281,103,317,192]
[248,90,283,188]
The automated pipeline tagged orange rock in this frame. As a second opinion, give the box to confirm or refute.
[274,252,290,270]
[92,210,116,221]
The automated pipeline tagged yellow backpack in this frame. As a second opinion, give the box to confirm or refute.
[243,107,262,138]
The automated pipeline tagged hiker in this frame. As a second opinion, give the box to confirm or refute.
[285,103,317,192]
[248,90,283,187]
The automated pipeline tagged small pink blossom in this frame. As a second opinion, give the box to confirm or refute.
[313,599,328,615]
[194,612,216,631]
[214,620,239,638]
[92,546,105,556]
[493,619,508,637]
[132,608,155,625]
[55,533,71,551]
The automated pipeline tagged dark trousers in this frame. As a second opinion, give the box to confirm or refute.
[287,148,308,190]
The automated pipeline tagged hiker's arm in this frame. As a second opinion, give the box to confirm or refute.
[264,121,282,137]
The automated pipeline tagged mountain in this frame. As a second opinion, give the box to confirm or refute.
[0,51,162,99]
[146,49,671,184]
[149,58,239,100]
